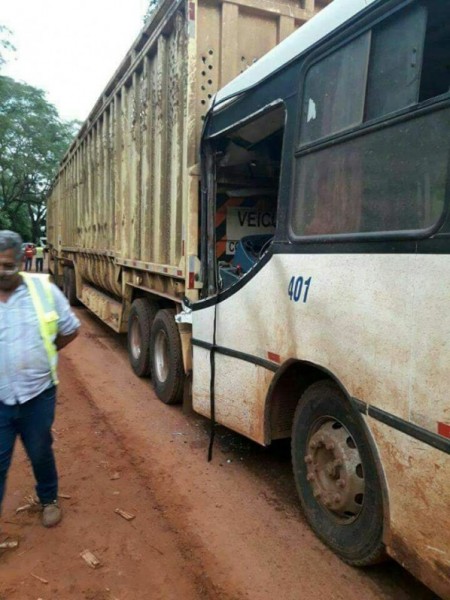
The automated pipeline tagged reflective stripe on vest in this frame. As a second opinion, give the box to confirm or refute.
[21,273,59,385]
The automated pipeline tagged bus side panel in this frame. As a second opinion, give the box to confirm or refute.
[367,418,450,599]
[410,255,450,436]
[208,253,416,419]
[192,251,450,595]
[193,349,274,444]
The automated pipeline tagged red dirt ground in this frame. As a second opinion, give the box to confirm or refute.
[0,308,439,600]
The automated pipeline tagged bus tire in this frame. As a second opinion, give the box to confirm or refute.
[127,298,158,377]
[291,380,386,566]
[63,267,79,306]
[149,309,184,405]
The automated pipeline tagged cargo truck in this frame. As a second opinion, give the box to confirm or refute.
[47,0,328,401]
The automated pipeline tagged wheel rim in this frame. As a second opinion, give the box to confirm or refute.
[154,329,169,383]
[304,418,365,523]
[129,316,142,361]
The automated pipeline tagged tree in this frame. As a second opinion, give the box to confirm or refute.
[0,76,79,242]
[0,25,15,69]
[144,0,162,24]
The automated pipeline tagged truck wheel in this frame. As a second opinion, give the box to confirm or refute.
[150,309,184,405]
[291,380,386,566]
[63,267,79,306]
[127,298,158,377]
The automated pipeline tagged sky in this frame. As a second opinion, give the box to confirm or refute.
[1,0,149,122]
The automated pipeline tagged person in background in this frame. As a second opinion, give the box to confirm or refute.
[35,244,44,273]
[23,244,34,272]
[0,230,80,548]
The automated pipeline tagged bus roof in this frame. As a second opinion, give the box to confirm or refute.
[214,0,378,108]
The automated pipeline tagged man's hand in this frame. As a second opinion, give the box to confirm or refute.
[55,330,79,351]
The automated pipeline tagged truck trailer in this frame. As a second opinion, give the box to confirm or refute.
[47,0,329,401]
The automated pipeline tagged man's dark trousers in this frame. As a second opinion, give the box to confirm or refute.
[0,386,58,511]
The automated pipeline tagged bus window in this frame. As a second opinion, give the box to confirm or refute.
[365,5,427,121]
[210,105,285,291]
[293,0,450,238]
[293,108,449,236]
[419,0,450,101]
[300,32,370,144]
[301,0,450,138]
[366,0,450,119]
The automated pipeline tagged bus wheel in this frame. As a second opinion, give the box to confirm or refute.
[149,309,184,405]
[291,380,386,566]
[63,267,79,306]
[127,298,158,377]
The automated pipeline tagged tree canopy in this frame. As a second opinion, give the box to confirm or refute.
[0,25,14,69]
[0,76,79,242]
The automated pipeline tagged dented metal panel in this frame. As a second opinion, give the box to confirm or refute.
[47,0,329,310]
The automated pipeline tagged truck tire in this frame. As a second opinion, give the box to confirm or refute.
[127,298,158,377]
[149,309,184,405]
[291,380,386,566]
[63,267,79,306]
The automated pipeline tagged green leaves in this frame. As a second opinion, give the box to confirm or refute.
[0,25,15,68]
[0,75,79,241]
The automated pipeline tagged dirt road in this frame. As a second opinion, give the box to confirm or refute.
[0,308,438,600]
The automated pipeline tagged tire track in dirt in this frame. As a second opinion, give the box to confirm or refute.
[65,367,246,600]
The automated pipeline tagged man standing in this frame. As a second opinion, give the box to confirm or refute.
[23,244,34,272]
[35,244,45,272]
[0,231,80,545]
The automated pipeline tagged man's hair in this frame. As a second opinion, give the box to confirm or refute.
[0,230,24,262]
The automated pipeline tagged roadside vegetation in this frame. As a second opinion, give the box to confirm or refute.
[0,26,79,242]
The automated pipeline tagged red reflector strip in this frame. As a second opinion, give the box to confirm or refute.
[267,352,281,364]
[189,272,195,288]
[438,422,450,438]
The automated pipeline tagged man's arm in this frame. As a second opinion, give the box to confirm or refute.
[55,329,79,351]
[50,282,81,349]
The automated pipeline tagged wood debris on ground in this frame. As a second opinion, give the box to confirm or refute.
[110,472,120,480]
[80,549,101,569]
[115,508,136,521]
[58,493,72,499]
[16,503,33,514]
[0,540,19,550]
[30,573,49,584]
[16,495,40,514]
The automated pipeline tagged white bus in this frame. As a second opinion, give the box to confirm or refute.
[187,0,450,596]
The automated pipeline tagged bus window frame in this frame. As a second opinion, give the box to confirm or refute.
[200,100,287,300]
[288,0,450,245]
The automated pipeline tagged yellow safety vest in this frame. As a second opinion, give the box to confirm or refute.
[21,273,59,385]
